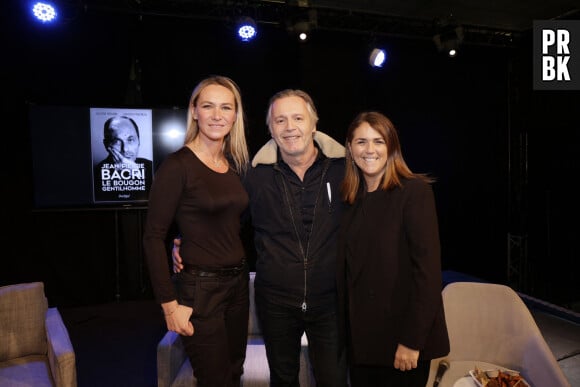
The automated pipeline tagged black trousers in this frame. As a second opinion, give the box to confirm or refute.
[176,270,249,387]
[255,292,347,387]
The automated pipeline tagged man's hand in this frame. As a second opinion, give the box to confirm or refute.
[393,343,419,371]
[108,147,139,169]
[172,237,183,273]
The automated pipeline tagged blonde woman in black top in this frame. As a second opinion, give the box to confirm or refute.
[143,75,250,386]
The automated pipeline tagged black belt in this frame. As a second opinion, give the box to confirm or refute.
[183,261,245,277]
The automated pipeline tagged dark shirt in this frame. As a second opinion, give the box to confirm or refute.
[276,158,320,254]
[143,147,249,304]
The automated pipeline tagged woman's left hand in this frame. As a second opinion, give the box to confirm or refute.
[393,343,419,371]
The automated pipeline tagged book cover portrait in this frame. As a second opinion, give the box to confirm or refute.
[91,108,154,204]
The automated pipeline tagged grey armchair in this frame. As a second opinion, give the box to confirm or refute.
[0,282,77,387]
[425,281,570,387]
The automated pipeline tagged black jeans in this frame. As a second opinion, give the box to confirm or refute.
[255,292,347,387]
[177,270,249,387]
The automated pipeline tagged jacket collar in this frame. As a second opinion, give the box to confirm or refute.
[251,131,345,167]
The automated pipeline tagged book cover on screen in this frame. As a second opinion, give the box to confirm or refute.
[90,108,154,203]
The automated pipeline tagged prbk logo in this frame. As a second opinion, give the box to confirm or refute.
[533,21,580,90]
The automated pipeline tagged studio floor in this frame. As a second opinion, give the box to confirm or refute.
[59,282,580,387]
[529,309,580,386]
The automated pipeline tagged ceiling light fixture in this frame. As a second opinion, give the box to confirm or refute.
[369,48,387,68]
[433,26,464,58]
[236,17,257,42]
[294,21,310,42]
[31,1,58,23]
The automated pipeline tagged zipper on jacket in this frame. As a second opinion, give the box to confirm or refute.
[274,159,332,312]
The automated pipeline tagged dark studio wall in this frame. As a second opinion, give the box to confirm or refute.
[509,36,580,307]
[1,2,578,310]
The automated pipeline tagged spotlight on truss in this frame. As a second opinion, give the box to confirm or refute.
[369,48,387,68]
[433,26,464,58]
[31,1,58,23]
[237,17,258,42]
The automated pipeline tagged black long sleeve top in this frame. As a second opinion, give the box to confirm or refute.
[143,147,249,304]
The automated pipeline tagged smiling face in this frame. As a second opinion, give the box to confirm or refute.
[268,95,317,161]
[349,122,388,191]
[192,84,236,142]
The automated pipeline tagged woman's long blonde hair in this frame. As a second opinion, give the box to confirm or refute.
[184,75,249,174]
[341,111,433,204]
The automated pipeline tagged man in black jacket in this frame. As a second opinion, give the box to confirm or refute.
[244,89,347,386]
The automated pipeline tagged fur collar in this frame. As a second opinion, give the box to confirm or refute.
[251,131,345,167]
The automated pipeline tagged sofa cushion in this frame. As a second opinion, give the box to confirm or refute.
[0,282,48,361]
[0,355,54,387]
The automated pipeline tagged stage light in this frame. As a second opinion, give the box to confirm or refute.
[369,48,387,68]
[286,20,311,42]
[31,1,57,23]
[294,21,310,42]
[433,26,463,57]
[237,17,257,42]
[286,9,317,42]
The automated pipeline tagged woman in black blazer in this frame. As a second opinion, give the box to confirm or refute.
[337,111,450,387]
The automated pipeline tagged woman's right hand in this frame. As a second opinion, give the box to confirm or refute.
[162,301,194,336]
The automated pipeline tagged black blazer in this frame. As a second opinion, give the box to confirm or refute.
[337,177,450,366]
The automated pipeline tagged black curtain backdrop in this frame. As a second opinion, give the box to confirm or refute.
[2,1,579,310]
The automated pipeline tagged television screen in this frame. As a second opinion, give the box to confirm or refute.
[29,104,187,209]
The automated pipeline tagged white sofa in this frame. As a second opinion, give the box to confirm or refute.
[157,272,313,387]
